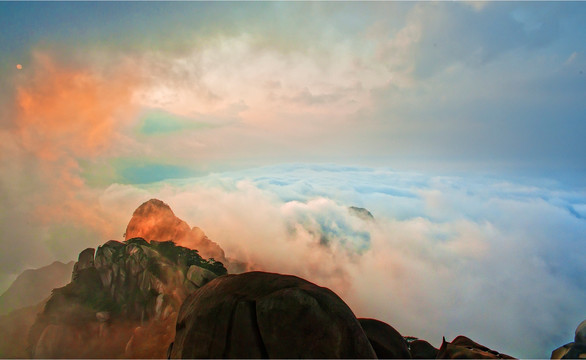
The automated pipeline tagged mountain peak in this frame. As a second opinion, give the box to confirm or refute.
[133,199,173,216]
[124,199,226,263]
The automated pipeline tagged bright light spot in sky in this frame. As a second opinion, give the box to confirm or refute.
[16,64,22,70]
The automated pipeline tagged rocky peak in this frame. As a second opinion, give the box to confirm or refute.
[124,199,226,263]
[28,238,227,358]
[133,199,172,217]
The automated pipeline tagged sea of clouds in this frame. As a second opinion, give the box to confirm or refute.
[97,163,586,358]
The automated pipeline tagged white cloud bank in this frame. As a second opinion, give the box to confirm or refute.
[96,164,586,358]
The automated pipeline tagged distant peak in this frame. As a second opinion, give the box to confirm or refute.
[348,206,374,221]
[124,199,226,263]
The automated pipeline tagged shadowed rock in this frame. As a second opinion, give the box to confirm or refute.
[551,320,586,359]
[409,339,439,359]
[169,271,376,359]
[28,238,226,359]
[437,336,515,359]
[72,248,95,281]
[358,318,411,359]
[576,320,586,345]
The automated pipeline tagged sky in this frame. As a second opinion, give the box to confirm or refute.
[0,1,585,358]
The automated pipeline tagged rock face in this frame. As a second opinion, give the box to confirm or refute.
[437,336,515,359]
[550,319,586,359]
[409,339,439,359]
[358,318,411,359]
[124,199,226,263]
[0,261,74,315]
[169,271,377,359]
[576,320,586,345]
[28,238,227,358]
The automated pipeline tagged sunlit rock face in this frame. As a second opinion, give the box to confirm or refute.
[125,199,226,263]
[28,238,227,359]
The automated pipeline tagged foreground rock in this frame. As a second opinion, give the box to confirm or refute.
[437,336,515,359]
[409,339,439,359]
[551,319,586,359]
[358,318,411,358]
[169,271,376,359]
[28,238,226,358]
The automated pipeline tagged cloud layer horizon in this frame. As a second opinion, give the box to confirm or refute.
[1,2,585,358]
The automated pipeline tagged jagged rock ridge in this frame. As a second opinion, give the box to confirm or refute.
[28,238,227,358]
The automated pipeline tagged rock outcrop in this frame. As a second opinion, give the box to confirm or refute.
[358,318,411,359]
[28,238,227,358]
[437,336,515,359]
[124,199,226,263]
[169,271,377,359]
[551,319,586,359]
[409,339,439,359]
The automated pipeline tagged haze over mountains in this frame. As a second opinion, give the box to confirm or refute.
[0,197,584,359]
[2,2,586,356]
[0,261,74,316]
[0,199,514,359]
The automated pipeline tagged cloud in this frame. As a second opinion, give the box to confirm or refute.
[1,4,585,356]
[0,52,140,280]
[90,165,586,358]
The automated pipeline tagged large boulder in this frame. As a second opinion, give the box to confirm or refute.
[169,271,376,359]
[358,318,411,359]
[409,339,439,359]
[437,336,515,359]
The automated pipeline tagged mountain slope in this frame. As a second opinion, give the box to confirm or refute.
[0,261,74,315]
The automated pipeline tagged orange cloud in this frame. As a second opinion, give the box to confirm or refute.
[9,53,140,235]
[16,53,138,161]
